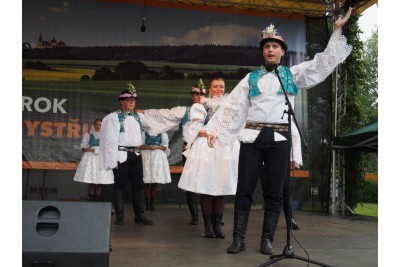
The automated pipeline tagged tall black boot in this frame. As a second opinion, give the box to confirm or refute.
[211,214,224,227]
[132,191,154,225]
[186,192,198,225]
[213,215,225,238]
[113,190,124,225]
[203,215,216,238]
[227,211,249,253]
[260,212,280,255]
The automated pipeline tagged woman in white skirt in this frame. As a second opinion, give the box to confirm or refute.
[73,119,114,200]
[179,78,240,238]
[140,132,171,210]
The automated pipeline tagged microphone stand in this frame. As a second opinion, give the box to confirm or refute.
[258,66,334,267]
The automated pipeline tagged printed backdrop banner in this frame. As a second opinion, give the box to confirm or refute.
[22,0,307,168]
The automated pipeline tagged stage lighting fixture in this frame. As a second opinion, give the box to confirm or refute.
[141,16,146,32]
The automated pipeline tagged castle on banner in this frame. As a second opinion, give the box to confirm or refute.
[36,33,67,48]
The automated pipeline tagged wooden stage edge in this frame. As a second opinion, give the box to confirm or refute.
[22,161,310,178]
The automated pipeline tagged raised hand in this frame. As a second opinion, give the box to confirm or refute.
[335,7,353,29]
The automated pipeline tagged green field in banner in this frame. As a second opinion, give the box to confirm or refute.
[23,59,255,74]
[22,79,240,111]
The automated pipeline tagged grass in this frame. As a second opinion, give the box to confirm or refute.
[22,59,257,73]
[354,203,378,217]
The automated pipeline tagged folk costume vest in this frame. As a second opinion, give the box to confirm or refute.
[89,134,100,147]
[144,133,162,146]
[116,110,142,132]
[248,65,298,98]
[182,106,191,126]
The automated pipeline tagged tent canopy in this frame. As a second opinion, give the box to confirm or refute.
[100,0,377,17]
[332,121,378,153]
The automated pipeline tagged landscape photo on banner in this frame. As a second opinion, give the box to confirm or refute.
[22,0,307,168]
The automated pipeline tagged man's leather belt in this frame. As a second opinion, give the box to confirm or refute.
[118,146,139,152]
[245,121,288,132]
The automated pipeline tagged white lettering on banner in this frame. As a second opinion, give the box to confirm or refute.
[22,96,68,114]
[34,97,51,113]
[22,96,33,111]
[53,98,67,113]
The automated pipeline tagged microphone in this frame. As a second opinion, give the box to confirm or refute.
[22,42,32,53]
[141,16,146,32]
[23,42,32,58]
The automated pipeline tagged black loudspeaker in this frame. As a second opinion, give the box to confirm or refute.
[22,200,112,267]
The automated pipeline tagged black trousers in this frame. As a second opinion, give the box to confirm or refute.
[234,128,289,214]
[260,165,292,220]
[113,151,144,192]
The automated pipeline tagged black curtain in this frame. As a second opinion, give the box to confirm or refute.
[305,16,332,213]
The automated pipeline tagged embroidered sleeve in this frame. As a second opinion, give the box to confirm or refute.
[143,106,187,136]
[291,29,352,89]
[160,132,171,157]
[160,132,169,148]
[80,133,90,149]
[183,103,207,147]
[99,113,120,170]
[204,77,251,145]
[290,125,303,167]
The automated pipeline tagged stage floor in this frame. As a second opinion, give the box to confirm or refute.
[109,204,378,267]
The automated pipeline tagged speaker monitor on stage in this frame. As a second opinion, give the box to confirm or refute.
[22,200,112,267]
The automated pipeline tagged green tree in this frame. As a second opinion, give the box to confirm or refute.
[361,28,378,121]
[339,16,378,209]
[92,67,115,81]
[114,61,148,80]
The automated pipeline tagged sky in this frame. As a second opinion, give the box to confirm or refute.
[358,3,378,41]
[21,0,306,51]
[20,0,379,52]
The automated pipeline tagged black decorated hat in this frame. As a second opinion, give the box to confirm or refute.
[118,82,138,100]
[259,24,288,51]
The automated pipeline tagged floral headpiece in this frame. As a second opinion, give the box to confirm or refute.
[118,82,138,100]
[260,24,288,51]
[190,78,206,95]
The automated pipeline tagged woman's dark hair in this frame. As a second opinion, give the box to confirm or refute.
[93,118,102,125]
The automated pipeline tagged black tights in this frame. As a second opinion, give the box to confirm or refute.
[144,183,158,199]
[88,184,102,198]
[200,194,225,216]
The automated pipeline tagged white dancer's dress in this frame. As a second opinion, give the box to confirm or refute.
[141,132,172,184]
[73,132,114,184]
[178,98,240,196]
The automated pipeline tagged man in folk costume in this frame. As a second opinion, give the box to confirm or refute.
[99,83,153,225]
[206,8,353,255]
